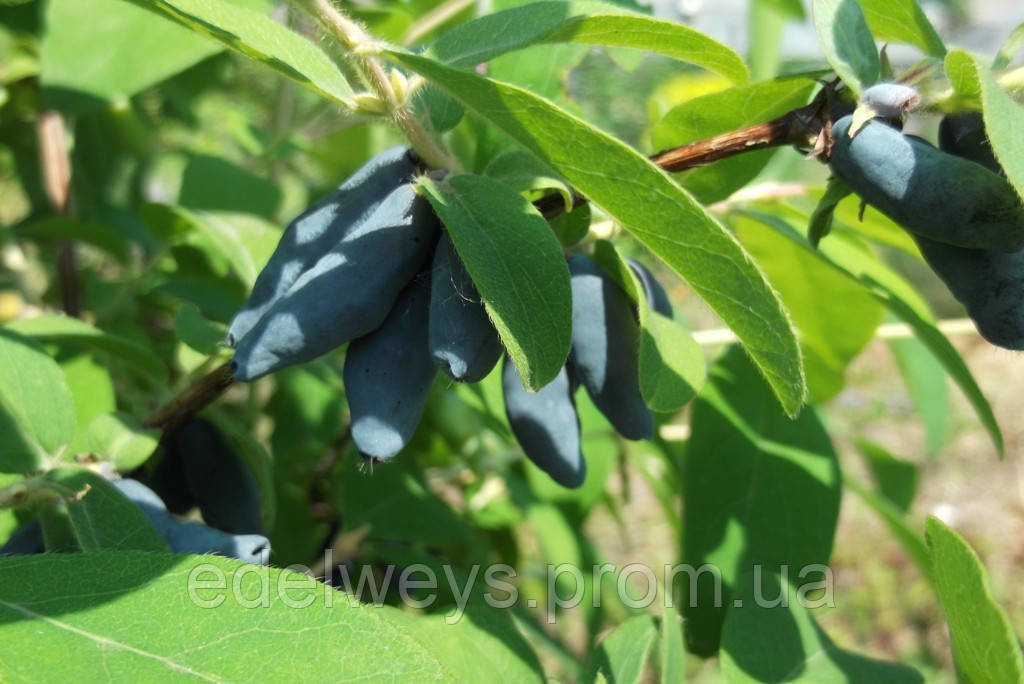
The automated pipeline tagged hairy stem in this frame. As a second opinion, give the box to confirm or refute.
[38,110,81,317]
[144,363,236,431]
[290,0,455,170]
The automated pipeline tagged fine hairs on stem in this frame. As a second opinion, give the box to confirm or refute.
[289,0,455,170]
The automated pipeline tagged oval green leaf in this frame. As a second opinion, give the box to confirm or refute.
[926,516,1024,684]
[721,569,924,682]
[587,614,657,684]
[41,0,222,111]
[0,552,544,681]
[123,0,355,107]
[858,0,945,57]
[812,0,880,95]
[419,174,572,390]
[682,346,840,655]
[739,209,1004,457]
[7,316,167,387]
[85,413,161,472]
[42,467,169,552]
[430,0,748,84]
[0,328,76,473]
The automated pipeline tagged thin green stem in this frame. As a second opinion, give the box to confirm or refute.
[290,0,456,170]
[931,64,1024,112]
[402,0,475,46]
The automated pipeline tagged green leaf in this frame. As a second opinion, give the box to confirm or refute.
[380,598,547,682]
[42,467,169,552]
[430,1,748,84]
[0,475,19,546]
[747,0,786,81]
[659,611,686,684]
[857,0,945,56]
[337,449,470,546]
[175,304,227,356]
[945,50,1024,202]
[889,336,948,455]
[0,552,544,681]
[419,174,572,389]
[0,328,76,473]
[993,22,1024,70]
[58,352,117,458]
[732,213,884,402]
[755,0,805,19]
[17,217,132,263]
[806,178,853,248]
[123,0,355,107]
[589,615,658,684]
[788,191,921,256]
[854,439,917,513]
[541,14,749,85]
[85,413,161,471]
[812,0,880,95]
[879,295,1004,457]
[7,316,167,387]
[844,475,930,577]
[682,346,840,655]
[41,0,221,111]
[651,77,816,204]
[943,49,981,102]
[740,210,1004,456]
[484,149,574,212]
[926,516,1024,683]
[550,202,592,248]
[390,50,806,415]
[179,155,283,220]
[591,240,705,411]
[39,507,79,553]
[142,204,261,287]
[721,570,924,682]
[525,502,583,599]
[892,335,946,454]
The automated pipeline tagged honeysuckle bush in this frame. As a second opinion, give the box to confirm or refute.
[1,0,1023,681]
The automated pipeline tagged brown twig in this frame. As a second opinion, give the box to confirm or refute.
[649,118,793,171]
[534,84,839,221]
[37,110,81,317]
[143,363,236,431]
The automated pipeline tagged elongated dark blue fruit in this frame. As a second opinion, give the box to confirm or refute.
[829,115,1024,252]
[232,184,439,381]
[627,258,673,317]
[938,112,1002,176]
[113,479,271,565]
[227,147,418,347]
[910,235,1024,350]
[502,357,585,488]
[568,254,654,440]
[160,418,263,535]
[428,232,503,382]
[0,520,43,556]
[344,273,436,461]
